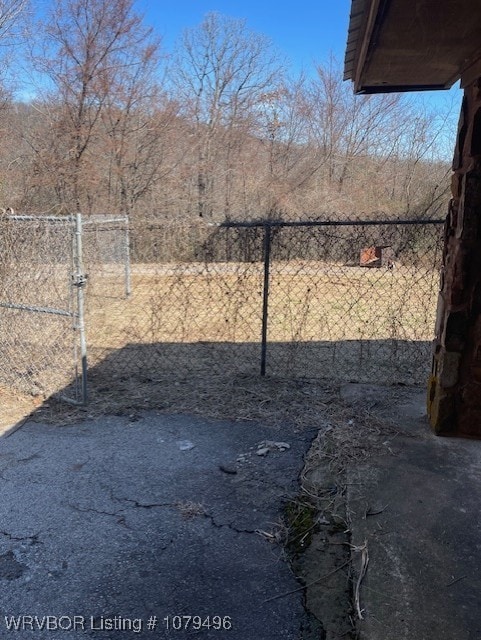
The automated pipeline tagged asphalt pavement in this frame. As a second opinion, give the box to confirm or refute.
[0,412,316,640]
[4,385,478,640]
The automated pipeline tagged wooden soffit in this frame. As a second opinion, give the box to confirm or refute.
[344,0,481,93]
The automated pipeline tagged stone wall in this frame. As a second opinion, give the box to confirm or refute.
[428,78,481,436]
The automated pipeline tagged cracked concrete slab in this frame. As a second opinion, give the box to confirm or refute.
[0,411,317,639]
[341,385,481,640]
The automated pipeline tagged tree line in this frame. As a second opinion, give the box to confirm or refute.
[0,0,456,223]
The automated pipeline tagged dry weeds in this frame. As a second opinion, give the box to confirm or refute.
[87,263,438,356]
[25,371,340,428]
[2,257,438,426]
[175,501,207,519]
[0,385,44,434]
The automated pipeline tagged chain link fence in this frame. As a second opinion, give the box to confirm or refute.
[0,214,444,404]
[82,215,131,299]
[84,217,444,396]
[0,214,129,403]
[259,220,442,383]
[0,215,81,401]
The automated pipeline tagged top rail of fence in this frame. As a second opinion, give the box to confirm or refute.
[5,215,72,222]
[2,214,445,229]
[82,215,128,225]
[215,218,446,229]
[4,214,128,224]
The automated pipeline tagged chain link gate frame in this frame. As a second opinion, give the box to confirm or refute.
[0,213,130,405]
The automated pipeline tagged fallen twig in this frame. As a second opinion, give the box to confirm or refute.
[445,575,466,588]
[238,386,270,401]
[365,504,389,518]
[353,541,369,620]
[263,559,351,603]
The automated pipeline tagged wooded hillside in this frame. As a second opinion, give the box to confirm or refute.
[0,0,456,222]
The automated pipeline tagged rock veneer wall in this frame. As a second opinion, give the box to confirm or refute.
[428,78,481,436]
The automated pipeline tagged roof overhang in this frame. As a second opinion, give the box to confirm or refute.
[345,0,481,94]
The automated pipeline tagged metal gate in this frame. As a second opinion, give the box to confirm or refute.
[0,213,130,404]
[0,214,86,403]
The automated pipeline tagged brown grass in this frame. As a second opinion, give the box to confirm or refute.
[87,262,438,354]
[1,260,438,427]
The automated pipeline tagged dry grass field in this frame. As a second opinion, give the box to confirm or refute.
[88,261,438,336]
[86,260,439,382]
[0,257,439,428]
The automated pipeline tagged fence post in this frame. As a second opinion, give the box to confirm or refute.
[124,216,132,298]
[73,212,88,403]
[260,223,272,376]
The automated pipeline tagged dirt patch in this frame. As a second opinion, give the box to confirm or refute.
[27,372,340,430]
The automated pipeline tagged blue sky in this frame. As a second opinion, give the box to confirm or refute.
[137,0,352,72]
[16,0,352,100]
[136,0,461,117]
[20,0,461,140]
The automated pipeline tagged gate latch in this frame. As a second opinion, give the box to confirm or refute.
[71,273,89,288]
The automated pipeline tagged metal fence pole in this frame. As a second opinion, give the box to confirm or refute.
[73,212,88,403]
[124,216,132,298]
[260,223,272,376]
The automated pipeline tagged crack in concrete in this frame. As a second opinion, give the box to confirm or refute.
[0,452,43,481]
[110,493,259,535]
[68,504,131,528]
[201,512,257,535]
[0,530,41,544]
[16,453,41,464]
[114,496,174,510]
[109,488,176,511]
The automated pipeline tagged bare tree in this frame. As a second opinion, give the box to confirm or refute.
[95,27,185,219]
[292,56,454,218]
[0,0,27,40]
[303,57,407,190]
[171,12,283,219]
[0,1,29,208]
[31,0,160,213]
[8,10,454,223]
